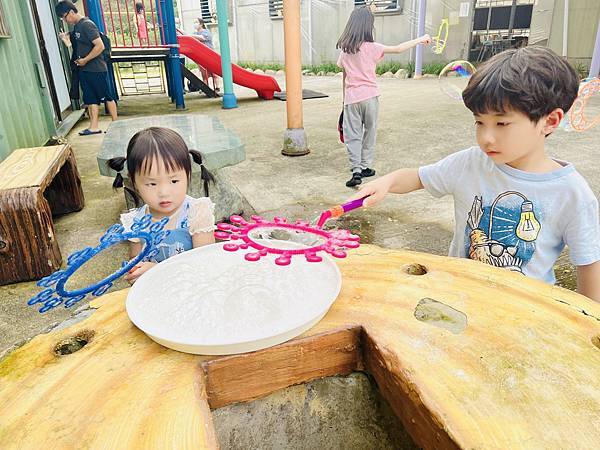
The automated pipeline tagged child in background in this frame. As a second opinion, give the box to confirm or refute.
[194,18,219,92]
[348,46,600,302]
[135,2,149,46]
[108,127,216,283]
[336,6,431,188]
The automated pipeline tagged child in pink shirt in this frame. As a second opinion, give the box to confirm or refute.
[135,2,149,46]
[337,6,431,187]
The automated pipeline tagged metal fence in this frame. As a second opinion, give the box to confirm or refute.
[99,0,165,48]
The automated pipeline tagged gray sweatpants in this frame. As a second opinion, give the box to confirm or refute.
[343,96,379,174]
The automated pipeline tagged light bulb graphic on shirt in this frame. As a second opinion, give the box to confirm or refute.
[515,201,541,242]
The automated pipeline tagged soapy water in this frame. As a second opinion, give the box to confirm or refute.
[248,224,332,248]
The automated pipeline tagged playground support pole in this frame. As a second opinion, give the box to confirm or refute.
[589,19,600,78]
[282,0,309,156]
[87,0,105,33]
[562,0,569,57]
[414,0,426,78]
[216,0,237,109]
[82,0,119,104]
[161,0,185,109]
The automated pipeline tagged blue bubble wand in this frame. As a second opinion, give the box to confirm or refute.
[28,214,169,313]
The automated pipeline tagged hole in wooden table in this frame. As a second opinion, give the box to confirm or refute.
[54,330,95,356]
[592,335,600,351]
[403,263,428,275]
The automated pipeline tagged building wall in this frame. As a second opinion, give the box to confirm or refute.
[179,0,475,65]
[547,0,600,67]
[0,0,55,161]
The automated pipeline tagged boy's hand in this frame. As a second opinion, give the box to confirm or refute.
[124,261,157,284]
[577,261,600,303]
[346,176,394,208]
[419,34,432,45]
[75,58,87,67]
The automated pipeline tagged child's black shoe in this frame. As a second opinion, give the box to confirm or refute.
[346,173,362,187]
[361,168,376,177]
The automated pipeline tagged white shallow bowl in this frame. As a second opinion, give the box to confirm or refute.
[126,241,342,355]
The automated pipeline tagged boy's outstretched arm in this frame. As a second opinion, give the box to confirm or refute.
[382,35,432,54]
[347,168,423,207]
[577,261,600,303]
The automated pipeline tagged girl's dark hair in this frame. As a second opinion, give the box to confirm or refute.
[135,2,144,13]
[196,18,206,29]
[336,6,375,54]
[55,1,78,17]
[462,46,579,123]
[107,127,215,207]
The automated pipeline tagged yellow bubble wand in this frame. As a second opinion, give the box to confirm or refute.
[432,18,449,55]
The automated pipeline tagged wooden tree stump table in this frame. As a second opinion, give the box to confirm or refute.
[0,144,84,285]
[1,246,599,449]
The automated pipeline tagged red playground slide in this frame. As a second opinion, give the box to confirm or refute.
[177,35,281,100]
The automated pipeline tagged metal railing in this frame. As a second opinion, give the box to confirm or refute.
[99,0,165,48]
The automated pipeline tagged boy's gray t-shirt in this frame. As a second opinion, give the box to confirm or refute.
[418,147,600,284]
[73,18,107,72]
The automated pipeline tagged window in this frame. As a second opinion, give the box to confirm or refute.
[354,1,403,14]
[0,0,10,38]
[200,0,214,24]
[199,0,233,25]
[269,0,283,19]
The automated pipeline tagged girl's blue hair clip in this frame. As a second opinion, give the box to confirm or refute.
[27,214,169,313]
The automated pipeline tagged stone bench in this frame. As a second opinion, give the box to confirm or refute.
[0,144,85,284]
[97,114,251,221]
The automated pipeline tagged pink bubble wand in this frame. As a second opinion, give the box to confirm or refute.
[214,198,367,266]
[316,197,366,228]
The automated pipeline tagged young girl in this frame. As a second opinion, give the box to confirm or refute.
[108,127,216,283]
[336,6,431,187]
[135,2,149,46]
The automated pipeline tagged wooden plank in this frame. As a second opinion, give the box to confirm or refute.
[203,326,363,409]
[362,331,460,450]
[0,145,69,190]
[1,245,600,448]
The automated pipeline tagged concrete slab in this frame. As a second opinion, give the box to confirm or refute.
[97,114,245,177]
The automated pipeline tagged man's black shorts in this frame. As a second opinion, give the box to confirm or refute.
[80,70,114,105]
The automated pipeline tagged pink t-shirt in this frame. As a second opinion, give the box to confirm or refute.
[337,42,385,105]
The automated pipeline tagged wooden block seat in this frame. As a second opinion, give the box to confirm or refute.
[0,144,85,285]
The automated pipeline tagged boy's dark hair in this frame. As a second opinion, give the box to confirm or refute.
[336,6,374,54]
[55,1,78,18]
[196,18,206,28]
[462,46,580,122]
[107,127,214,206]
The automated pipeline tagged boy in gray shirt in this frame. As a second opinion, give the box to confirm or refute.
[349,46,600,302]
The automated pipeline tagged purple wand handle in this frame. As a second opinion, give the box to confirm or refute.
[341,197,366,213]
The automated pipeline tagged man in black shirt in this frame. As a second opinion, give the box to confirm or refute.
[56,1,117,135]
